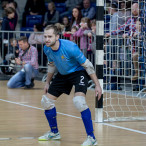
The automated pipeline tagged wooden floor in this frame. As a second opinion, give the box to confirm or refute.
[0,80,146,146]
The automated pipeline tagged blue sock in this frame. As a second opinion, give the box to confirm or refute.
[81,108,95,139]
[45,107,58,133]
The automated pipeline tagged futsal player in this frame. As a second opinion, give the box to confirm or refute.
[38,25,102,146]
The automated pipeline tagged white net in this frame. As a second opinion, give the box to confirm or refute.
[103,0,146,121]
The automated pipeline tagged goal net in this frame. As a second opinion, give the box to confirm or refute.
[103,0,146,121]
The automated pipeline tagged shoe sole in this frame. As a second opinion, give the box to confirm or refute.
[38,135,61,141]
[81,141,98,146]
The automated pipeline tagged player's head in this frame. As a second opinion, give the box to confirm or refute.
[44,25,60,47]
[18,36,29,50]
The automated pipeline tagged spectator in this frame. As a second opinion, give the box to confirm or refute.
[62,16,71,32]
[59,0,82,21]
[129,19,143,81]
[70,7,82,28]
[5,38,19,74]
[118,1,131,27]
[7,1,18,30]
[22,0,46,27]
[1,7,15,40]
[43,2,59,26]
[108,1,118,31]
[28,23,46,66]
[63,26,78,43]
[105,3,139,37]
[7,36,39,89]
[81,0,95,20]
[28,24,44,45]
[84,19,96,54]
[74,17,91,56]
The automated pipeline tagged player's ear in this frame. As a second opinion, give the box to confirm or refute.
[56,34,59,40]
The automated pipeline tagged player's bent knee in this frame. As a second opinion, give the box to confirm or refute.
[41,95,55,110]
[73,96,88,112]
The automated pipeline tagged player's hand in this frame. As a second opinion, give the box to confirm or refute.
[44,83,49,94]
[95,85,102,100]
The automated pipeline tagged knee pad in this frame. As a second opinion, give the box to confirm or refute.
[41,95,55,110]
[73,96,88,112]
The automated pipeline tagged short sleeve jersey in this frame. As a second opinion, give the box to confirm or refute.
[43,39,86,75]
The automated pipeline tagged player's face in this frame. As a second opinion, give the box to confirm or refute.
[44,29,59,47]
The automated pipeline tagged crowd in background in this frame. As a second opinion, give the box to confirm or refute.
[0,0,145,91]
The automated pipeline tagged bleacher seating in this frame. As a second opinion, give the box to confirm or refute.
[26,15,43,27]
[20,27,34,38]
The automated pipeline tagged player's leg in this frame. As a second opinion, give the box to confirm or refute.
[73,92,97,145]
[38,93,61,141]
[38,73,70,141]
[71,71,97,145]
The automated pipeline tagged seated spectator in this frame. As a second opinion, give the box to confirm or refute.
[62,16,71,32]
[81,0,95,20]
[28,23,46,66]
[63,26,78,43]
[22,0,46,27]
[73,17,91,57]
[7,36,39,89]
[70,7,82,29]
[43,2,59,26]
[59,0,82,21]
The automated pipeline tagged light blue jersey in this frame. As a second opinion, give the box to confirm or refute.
[44,39,86,75]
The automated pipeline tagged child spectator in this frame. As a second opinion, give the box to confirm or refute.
[63,26,78,43]
[73,17,91,57]
[62,16,71,32]
[5,38,19,74]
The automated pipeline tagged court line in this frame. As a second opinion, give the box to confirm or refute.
[0,98,146,135]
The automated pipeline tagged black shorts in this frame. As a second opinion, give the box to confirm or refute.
[48,70,89,97]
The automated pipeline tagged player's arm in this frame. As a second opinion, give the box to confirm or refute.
[44,62,56,94]
[81,59,102,100]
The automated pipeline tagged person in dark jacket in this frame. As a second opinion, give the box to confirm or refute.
[22,0,46,27]
[1,7,15,40]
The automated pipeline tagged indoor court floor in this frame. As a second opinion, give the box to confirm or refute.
[0,80,146,146]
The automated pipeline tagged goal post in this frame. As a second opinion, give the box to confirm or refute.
[97,0,146,122]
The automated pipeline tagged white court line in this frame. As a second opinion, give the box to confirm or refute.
[0,98,146,135]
